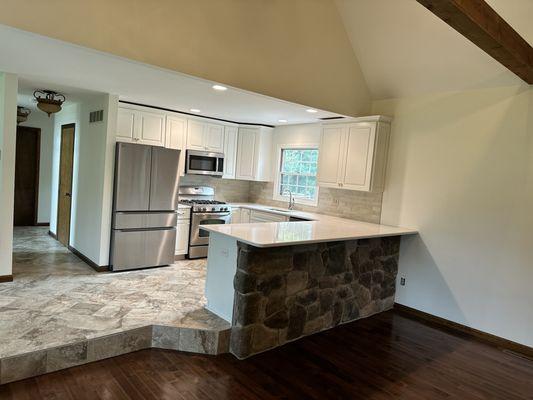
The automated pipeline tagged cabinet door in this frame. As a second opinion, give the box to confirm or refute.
[116,108,136,142]
[341,124,376,191]
[235,128,257,180]
[231,208,241,223]
[241,208,251,223]
[187,120,206,150]
[222,126,238,179]
[138,111,165,147]
[317,125,345,188]
[206,124,225,152]
[175,222,190,255]
[166,116,187,176]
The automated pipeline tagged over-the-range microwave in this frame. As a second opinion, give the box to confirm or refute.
[185,150,224,177]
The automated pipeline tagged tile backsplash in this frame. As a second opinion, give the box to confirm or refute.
[179,175,251,203]
[249,182,383,223]
[179,176,383,223]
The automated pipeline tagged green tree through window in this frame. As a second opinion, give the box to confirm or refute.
[279,148,319,202]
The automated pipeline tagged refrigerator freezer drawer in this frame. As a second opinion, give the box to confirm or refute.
[111,228,176,271]
[114,212,178,229]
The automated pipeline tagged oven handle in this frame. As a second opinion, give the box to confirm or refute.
[193,212,231,218]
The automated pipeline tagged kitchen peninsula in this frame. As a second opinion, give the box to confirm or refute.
[201,210,416,359]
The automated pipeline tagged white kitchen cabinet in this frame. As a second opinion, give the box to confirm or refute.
[222,126,238,179]
[186,120,225,152]
[317,117,391,192]
[166,115,187,176]
[116,106,166,147]
[175,206,191,257]
[235,126,273,182]
[250,210,289,223]
[241,208,251,223]
[230,207,241,223]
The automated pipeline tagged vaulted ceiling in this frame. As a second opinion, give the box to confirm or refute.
[335,0,531,100]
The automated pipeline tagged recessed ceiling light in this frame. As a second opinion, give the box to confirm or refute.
[212,85,227,91]
[190,108,201,113]
[278,119,288,123]
[306,108,318,113]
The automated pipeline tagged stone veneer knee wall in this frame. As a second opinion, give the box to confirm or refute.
[230,236,400,359]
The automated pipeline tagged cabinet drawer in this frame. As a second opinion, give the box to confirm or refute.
[250,210,288,223]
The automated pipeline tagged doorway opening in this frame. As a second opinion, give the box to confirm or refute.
[14,126,40,226]
[57,123,75,246]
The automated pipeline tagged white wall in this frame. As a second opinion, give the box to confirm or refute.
[373,86,533,347]
[19,110,54,223]
[0,72,17,277]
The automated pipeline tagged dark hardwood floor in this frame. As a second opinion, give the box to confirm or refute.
[1,310,532,400]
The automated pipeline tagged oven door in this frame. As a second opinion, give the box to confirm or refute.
[191,212,231,246]
[186,150,224,176]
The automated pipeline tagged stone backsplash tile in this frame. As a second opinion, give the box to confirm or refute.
[249,182,383,223]
[180,175,251,203]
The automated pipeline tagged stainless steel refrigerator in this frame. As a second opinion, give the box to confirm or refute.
[110,143,180,271]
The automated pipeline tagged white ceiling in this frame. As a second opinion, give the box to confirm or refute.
[0,24,342,126]
[335,0,528,100]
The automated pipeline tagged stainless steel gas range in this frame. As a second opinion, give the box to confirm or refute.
[178,186,231,259]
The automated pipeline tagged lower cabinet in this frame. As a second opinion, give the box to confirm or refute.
[250,210,288,223]
[231,208,251,223]
[175,207,191,257]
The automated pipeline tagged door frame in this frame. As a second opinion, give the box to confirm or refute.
[57,123,76,245]
[14,126,41,226]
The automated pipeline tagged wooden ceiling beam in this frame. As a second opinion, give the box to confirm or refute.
[416,0,533,84]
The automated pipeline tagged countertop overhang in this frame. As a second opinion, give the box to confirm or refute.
[200,204,417,247]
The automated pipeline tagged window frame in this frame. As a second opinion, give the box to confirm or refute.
[272,143,319,207]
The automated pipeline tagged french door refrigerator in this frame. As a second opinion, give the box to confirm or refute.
[110,143,180,271]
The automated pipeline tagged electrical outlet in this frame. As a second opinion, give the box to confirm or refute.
[221,248,229,258]
[400,277,406,286]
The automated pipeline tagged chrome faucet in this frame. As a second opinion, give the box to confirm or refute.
[284,189,295,210]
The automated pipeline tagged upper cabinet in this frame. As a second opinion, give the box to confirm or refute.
[235,126,273,182]
[186,120,225,153]
[116,107,166,147]
[222,126,238,179]
[165,115,187,176]
[317,117,391,192]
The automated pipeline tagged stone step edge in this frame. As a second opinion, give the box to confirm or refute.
[0,324,232,385]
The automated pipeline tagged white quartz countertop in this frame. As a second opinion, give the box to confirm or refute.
[200,203,417,247]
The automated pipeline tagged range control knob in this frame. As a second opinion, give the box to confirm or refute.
[201,207,207,212]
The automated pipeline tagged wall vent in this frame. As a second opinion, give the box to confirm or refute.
[89,110,104,123]
[319,116,345,121]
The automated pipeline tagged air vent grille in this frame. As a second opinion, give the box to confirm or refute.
[89,110,104,123]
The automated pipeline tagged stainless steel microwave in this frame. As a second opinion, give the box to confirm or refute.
[185,150,224,176]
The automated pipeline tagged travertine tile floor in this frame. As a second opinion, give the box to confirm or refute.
[0,227,229,359]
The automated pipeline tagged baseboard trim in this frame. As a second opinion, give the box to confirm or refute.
[36,222,50,226]
[47,230,57,240]
[0,275,13,283]
[67,245,109,273]
[395,303,533,359]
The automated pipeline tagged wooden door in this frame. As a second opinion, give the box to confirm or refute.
[57,124,75,246]
[14,126,40,226]
[317,125,345,188]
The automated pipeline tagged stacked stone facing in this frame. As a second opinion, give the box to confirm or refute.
[230,236,401,359]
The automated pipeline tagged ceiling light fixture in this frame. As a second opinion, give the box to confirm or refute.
[278,119,288,123]
[212,85,227,91]
[17,106,31,125]
[190,108,201,113]
[306,108,318,113]
[33,90,65,117]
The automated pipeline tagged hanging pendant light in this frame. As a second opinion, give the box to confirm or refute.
[33,90,66,117]
[17,106,31,124]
